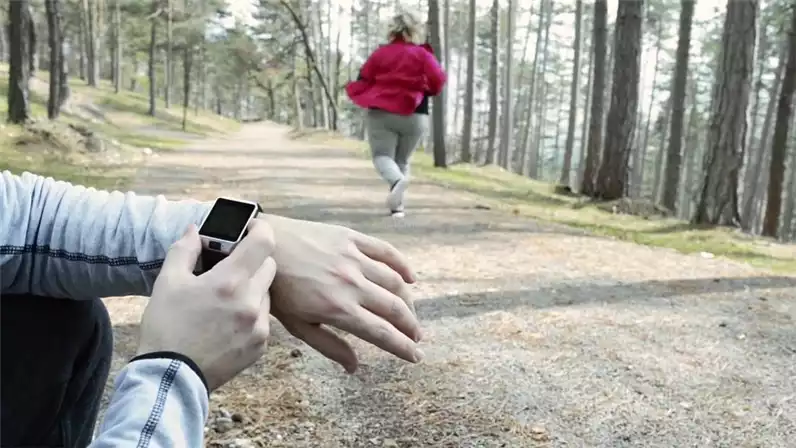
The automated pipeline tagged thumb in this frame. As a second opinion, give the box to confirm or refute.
[161,224,201,276]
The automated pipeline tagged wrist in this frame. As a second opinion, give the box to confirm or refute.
[130,351,210,395]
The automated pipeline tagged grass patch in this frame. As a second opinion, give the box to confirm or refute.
[0,63,240,189]
[0,124,135,190]
[0,63,240,148]
[293,131,796,274]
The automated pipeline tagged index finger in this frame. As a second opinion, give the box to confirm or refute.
[212,219,275,278]
[352,233,416,283]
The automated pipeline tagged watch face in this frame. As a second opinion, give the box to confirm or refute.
[198,198,257,242]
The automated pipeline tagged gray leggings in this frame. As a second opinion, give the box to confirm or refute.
[366,109,428,186]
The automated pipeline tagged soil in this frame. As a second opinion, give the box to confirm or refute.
[102,122,796,447]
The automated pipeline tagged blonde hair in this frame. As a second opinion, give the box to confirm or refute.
[387,11,423,44]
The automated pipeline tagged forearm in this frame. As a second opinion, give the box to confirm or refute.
[90,357,209,448]
[0,170,210,299]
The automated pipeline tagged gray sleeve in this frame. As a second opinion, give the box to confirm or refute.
[89,358,209,448]
[0,170,210,300]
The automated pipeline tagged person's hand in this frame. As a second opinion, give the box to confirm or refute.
[259,214,422,373]
[136,221,277,391]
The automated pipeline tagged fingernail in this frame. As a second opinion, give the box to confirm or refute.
[413,348,424,363]
[414,329,423,342]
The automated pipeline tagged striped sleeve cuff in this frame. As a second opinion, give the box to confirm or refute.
[89,357,209,448]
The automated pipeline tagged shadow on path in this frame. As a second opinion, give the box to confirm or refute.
[417,276,796,321]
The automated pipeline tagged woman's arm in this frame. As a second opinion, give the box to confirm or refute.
[0,170,210,300]
[89,357,209,448]
[421,45,447,96]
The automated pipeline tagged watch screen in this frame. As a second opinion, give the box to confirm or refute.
[198,199,257,242]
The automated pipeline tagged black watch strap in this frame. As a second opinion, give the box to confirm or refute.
[200,249,227,273]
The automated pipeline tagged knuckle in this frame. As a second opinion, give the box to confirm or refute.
[319,293,353,321]
[235,305,260,328]
[251,322,270,346]
[215,276,240,298]
[342,241,362,263]
[375,322,393,345]
[385,269,405,292]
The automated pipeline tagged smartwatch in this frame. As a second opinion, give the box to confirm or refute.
[197,197,263,274]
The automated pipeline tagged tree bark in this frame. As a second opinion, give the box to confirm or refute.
[518,0,548,175]
[45,0,64,119]
[182,45,193,131]
[8,0,32,124]
[484,0,500,165]
[428,0,447,168]
[498,0,516,168]
[148,1,158,116]
[580,0,607,196]
[743,39,787,229]
[559,0,583,187]
[165,0,173,108]
[693,0,757,226]
[661,0,695,211]
[460,0,477,163]
[577,8,593,188]
[113,0,122,93]
[631,19,662,198]
[593,0,643,199]
[762,3,796,238]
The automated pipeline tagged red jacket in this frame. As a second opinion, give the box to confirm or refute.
[346,40,447,116]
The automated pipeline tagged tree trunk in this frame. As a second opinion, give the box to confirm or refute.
[113,0,122,93]
[280,0,338,130]
[460,0,477,163]
[148,1,158,117]
[292,47,304,130]
[559,0,583,187]
[693,0,757,226]
[577,9,594,188]
[498,0,516,168]
[518,0,548,175]
[526,0,554,178]
[661,0,695,211]
[581,0,607,196]
[593,0,643,199]
[8,0,32,124]
[743,39,787,229]
[182,46,193,131]
[679,81,700,217]
[84,0,98,87]
[631,20,662,198]
[165,0,172,108]
[511,8,537,172]
[762,3,796,238]
[651,97,672,201]
[484,0,500,165]
[28,10,37,76]
[428,0,447,168]
[78,14,86,80]
[780,147,796,238]
[45,0,63,119]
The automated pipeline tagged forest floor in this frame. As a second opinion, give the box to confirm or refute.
[101,123,796,448]
[2,70,796,447]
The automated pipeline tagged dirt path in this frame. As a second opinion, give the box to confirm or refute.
[104,122,796,448]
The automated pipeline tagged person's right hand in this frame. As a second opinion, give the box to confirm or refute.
[136,221,277,391]
[260,214,422,373]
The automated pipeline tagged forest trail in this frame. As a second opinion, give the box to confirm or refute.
[103,122,796,448]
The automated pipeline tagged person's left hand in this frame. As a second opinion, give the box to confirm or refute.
[258,214,423,373]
